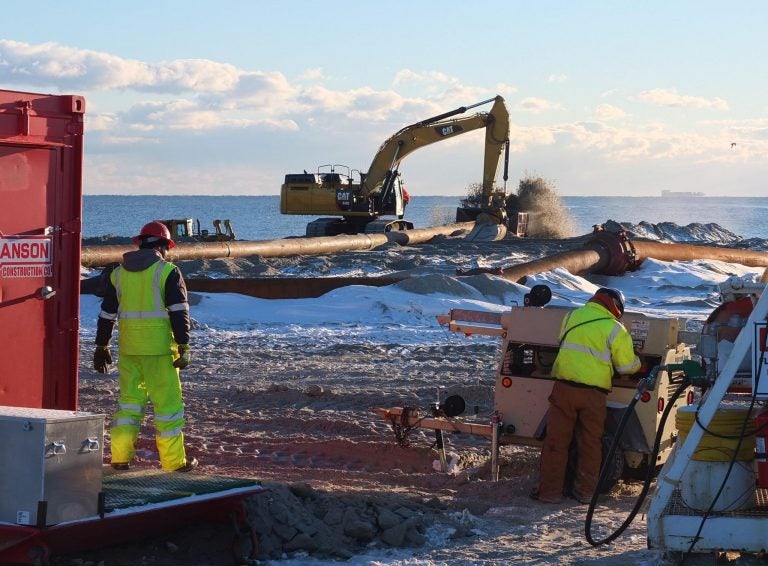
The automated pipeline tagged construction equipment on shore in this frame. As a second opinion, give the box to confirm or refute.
[370,267,768,559]
[80,224,768,301]
[160,218,236,242]
[280,95,519,237]
[374,285,696,487]
[0,88,261,564]
[645,273,768,559]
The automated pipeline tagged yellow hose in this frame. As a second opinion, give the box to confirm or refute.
[676,405,755,462]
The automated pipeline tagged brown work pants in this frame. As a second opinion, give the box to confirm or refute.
[537,380,607,502]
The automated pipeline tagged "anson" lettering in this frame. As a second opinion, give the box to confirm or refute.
[0,240,51,260]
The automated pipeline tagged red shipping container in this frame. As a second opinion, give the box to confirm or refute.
[0,90,85,410]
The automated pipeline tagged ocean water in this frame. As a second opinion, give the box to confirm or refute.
[82,195,768,241]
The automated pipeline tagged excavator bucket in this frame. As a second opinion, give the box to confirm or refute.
[465,222,507,242]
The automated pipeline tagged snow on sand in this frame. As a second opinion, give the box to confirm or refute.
[69,225,768,565]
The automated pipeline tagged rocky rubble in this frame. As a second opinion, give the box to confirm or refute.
[246,482,451,560]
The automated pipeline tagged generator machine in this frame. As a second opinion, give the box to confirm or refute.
[377,285,696,486]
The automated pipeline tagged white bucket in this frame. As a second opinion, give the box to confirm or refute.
[680,459,756,512]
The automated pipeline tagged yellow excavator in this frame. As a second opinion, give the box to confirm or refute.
[280,95,513,236]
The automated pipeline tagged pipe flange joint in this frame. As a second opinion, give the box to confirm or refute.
[589,227,639,275]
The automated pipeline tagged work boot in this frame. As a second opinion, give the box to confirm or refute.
[573,491,607,505]
[529,489,562,504]
[174,457,199,472]
[111,462,130,471]
[572,493,591,505]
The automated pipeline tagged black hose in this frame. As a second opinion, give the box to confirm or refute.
[585,376,690,547]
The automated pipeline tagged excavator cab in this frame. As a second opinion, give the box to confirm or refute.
[161,218,196,239]
[368,170,406,218]
[158,218,236,242]
[285,165,412,235]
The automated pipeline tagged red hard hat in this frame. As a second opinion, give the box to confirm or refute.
[133,221,176,249]
[592,287,625,317]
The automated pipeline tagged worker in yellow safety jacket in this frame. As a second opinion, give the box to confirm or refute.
[93,221,198,473]
[531,287,641,504]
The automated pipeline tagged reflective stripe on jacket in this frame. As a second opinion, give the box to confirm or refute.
[551,301,641,390]
[110,260,177,355]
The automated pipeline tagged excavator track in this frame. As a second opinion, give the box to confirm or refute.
[364,219,414,233]
[305,218,414,236]
[306,218,345,237]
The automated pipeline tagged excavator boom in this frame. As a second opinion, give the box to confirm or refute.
[280,95,511,236]
[361,95,510,198]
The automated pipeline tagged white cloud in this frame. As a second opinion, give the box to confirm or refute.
[515,97,564,113]
[393,69,456,87]
[494,83,518,98]
[503,115,762,165]
[0,42,505,138]
[542,120,739,161]
[297,67,326,82]
[594,103,628,121]
[119,98,299,132]
[508,124,556,152]
[3,39,763,196]
[87,113,118,132]
[0,40,242,93]
[635,88,729,111]
[548,74,567,83]
[219,71,298,111]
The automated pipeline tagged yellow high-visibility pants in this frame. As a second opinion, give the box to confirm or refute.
[110,353,187,471]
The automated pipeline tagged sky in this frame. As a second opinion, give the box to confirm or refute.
[2,1,767,197]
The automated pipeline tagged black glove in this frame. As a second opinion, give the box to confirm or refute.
[173,344,191,370]
[93,346,113,373]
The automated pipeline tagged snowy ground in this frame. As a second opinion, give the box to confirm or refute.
[60,222,768,565]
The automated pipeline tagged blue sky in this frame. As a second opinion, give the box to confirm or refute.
[1,1,765,197]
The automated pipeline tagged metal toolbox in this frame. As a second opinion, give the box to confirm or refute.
[0,406,104,525]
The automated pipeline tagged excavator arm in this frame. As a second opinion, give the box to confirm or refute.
[360,96,510,202]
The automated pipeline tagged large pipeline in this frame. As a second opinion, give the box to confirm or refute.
[181,230,768,299]
[81,227,768,300]
[494,232,768,285]
[80,222,477,268]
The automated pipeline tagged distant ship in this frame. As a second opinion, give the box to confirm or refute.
[661,190,705,197]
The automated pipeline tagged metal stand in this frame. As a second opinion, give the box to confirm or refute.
[430,394,449,473]
[647,282,768,553]
[435,429,448,473]
[491,412,501,482]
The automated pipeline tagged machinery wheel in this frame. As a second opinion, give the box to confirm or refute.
[621,457,660,482]
[598,433,625,493]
